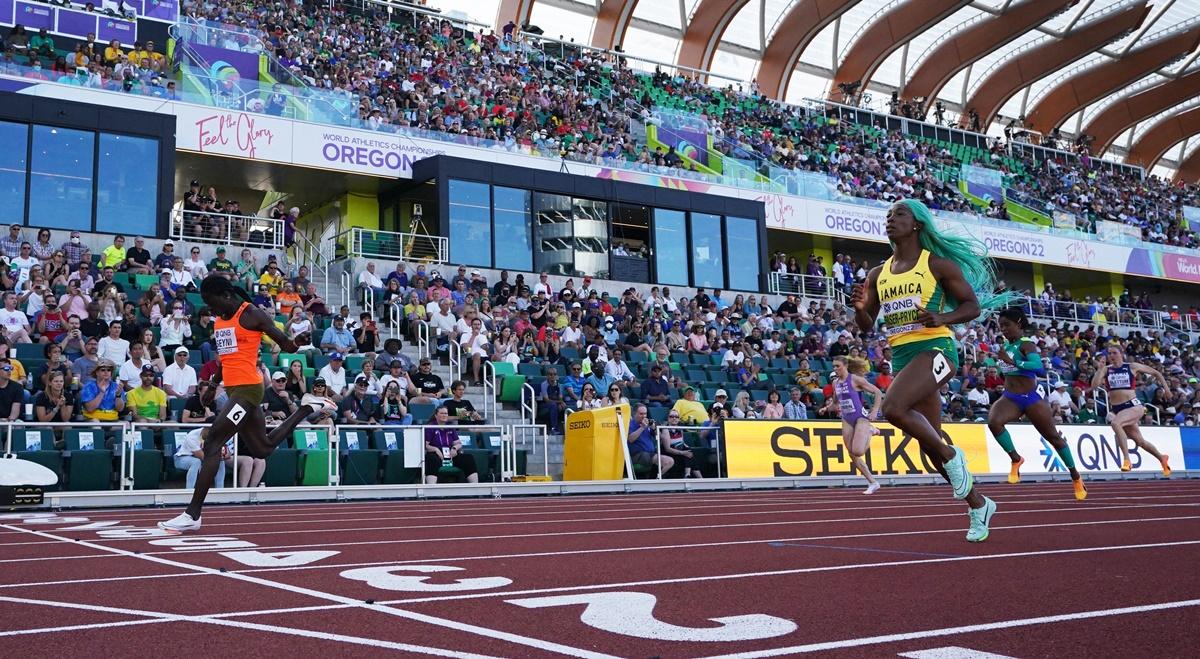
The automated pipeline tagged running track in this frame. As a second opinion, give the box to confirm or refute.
[0,479,1197,657]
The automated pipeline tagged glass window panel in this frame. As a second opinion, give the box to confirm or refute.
[28,125,94,231]
[96,133,159,237]
[653,209,688,286]
[493,186,532,272]
[689,212,724,289]
[0,122,27,227]
[448,179,491,267]
[725,216,760,292]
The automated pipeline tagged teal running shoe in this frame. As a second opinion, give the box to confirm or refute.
[966,496,997,543]
[944,445,973,500]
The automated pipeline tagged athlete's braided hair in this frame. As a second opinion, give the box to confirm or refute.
[897,199,1016,319]
[200,273,254,305]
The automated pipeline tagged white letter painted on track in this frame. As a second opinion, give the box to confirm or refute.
[220,550,340,567]
[507,592,798,642]
[56,521,132,531]
[148,536,257,550]
[340,565,513,592]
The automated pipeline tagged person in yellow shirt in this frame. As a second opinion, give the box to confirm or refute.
[126,366,168,422]
[101,235,127,270]
[670,386,708,425]
[103,39,124,67]
[257,263,284,297]
[143,41,165,68]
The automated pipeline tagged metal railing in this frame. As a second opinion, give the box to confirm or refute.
[509,423,550,479]
[1019,296,1162,331]
[336,227,449,264]
[416,320,431,361]
[448,339,463,383]
[387,300,402,340]
[339,270,353,311]
[520,382,538,427]
[1143,403,1162,426]
[169,209,284,250]
[767,273,838,301]
[481,361,499,422]
[653,424,723,480]
[291,229,331,304]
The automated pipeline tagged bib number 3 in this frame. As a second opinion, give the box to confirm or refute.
[930,352,951,382]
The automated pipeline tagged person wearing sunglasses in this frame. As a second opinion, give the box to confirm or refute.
[80,359,124,422]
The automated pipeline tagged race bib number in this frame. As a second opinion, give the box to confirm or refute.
[930,352,951,381]
[215,327,237,356]
[226,403,247,424]
[1036,384,1047,398]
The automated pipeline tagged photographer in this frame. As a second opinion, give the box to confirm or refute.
[628,404,673,477]
[354,311,379,354]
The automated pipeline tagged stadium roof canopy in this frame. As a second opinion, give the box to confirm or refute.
[434,0,1200,178]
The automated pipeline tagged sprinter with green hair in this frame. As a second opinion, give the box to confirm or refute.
[851,199,1010,542]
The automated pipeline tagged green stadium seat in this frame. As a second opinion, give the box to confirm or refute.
[490,361,516,378]
[339,429,379,485]
[13,429,62,491]
[64,429,112,491]
[278,353,308,369]
[262,449,300,486]
[294,428,332,486]
[499,374,526,405]
[373,429,422,484]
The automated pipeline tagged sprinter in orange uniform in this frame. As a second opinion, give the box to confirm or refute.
[159,275,335,533]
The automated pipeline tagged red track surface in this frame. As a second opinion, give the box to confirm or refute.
[1,479,1198,658]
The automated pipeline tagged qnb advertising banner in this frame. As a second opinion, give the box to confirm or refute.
[983,424,1188,476]
[724,420,1200,479]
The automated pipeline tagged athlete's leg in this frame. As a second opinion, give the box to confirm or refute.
[238,403,321,459]
[986,395,1024,463]
[1108,408,1134,468]
[1123,417,1166,462]
[1026,400,1080,480]
[183,394,253,520]
[848,418,878,489]
[882,351,984,510]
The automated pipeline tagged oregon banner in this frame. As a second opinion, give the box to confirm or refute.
[724,421,992,479]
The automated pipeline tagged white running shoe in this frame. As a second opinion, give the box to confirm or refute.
[863,482,881,495]
[157,512,201,534]
[301,394,338,415]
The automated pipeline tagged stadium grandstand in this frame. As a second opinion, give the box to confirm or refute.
[0,0,1198,654]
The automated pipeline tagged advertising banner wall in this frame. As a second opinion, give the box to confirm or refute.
[725,420,1195,479]
[983,424,1185,476]
[723,421,992,479]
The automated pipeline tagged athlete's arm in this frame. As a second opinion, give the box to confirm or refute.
[1017,342,1046,374]
[1132,362,1168,388]
[916,256,980,327]
[241,304,298,353]
[850,266,881,333]
[1089,364,1107,392]
[854,374,883,419]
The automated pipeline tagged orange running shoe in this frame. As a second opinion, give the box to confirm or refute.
[1121,459,1132,472]
[1073,478,1087,501]
[1161,455,1171,477]
[1007,456,1025,484]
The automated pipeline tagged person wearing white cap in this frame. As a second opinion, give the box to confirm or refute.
[162,346,198,399]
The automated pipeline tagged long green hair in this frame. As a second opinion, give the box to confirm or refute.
[897,199,1014,318]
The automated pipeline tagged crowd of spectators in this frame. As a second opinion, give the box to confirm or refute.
[171,0,1200,249]
[348,255,1200,443]
[2,24,177,98]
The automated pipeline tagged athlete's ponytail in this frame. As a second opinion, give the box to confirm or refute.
[200,273,254,305]
[898,199,1015,319]
[846,356,870,375]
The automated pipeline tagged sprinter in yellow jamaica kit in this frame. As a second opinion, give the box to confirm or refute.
[851,199,1013,542]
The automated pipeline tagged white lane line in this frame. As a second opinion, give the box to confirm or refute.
[899,646,1018,658]
[2,505,1198,565]
[52,499,1176,545]
[701,598,1200,658]
[29,489,1199,532]
[0,594,499,658]
[3,514,1198,592]
[22,480,1197,522]
[0,524,619,659]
